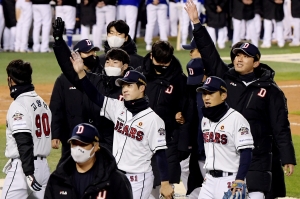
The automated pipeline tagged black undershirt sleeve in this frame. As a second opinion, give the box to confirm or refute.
[13,132,34,176]
[155,149,169,182]
[80,75,105,107]
[236,148,252,180]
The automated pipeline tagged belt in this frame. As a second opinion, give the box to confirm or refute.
[34,156,46,160]
[208,170,233,177]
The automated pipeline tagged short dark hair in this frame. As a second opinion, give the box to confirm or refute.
[106,20,130,37]
[105,48,130,65]
[151,41,174,64]
[136,82,146,95]
[6,59,32,85]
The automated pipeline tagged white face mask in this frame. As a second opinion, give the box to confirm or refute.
[71,145,95,163]
[107,36,125,48]
[104,66,122,76]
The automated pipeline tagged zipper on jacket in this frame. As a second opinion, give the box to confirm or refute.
[156,88,162,105]
[246,92,254,109]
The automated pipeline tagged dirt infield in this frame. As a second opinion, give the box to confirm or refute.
[0,81,299,135]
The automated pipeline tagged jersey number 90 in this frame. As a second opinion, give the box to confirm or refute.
[35,113,50,138]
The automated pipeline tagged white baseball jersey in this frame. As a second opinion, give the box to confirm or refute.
[101,97,167,174]
[5,91,52,159]
[201,108,254,172]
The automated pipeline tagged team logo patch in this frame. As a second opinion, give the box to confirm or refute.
[12,111,24,121]
[158,128,166,136]
[238,127,249,135]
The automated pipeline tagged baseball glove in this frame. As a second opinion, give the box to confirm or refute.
[222,182,247,199]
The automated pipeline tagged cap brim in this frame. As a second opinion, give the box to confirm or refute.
[187,75,204,85]
[196,86,219,93]
[115,78,137,87]
[182,44,195,50]
[232,48,254,58]
[67,135,91,144]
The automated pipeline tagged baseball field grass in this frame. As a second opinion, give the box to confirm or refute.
[0,38,299,197]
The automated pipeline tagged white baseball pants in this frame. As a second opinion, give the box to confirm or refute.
[144,3,168,45]
[117,5,138,39]
[3,27,16,51]
[0,4,4,49]
[94,5,116,48]
[55,6,76,30]
[262,19,284,47]
[168,2,181,37]
[232,17,258,47]
[291,18,300,45]
[206,26,227,49]
[125,171,154,199]
[1,158,50,199]
[15,0,32,52]
[32,4,52,52]
[283,0,292,39]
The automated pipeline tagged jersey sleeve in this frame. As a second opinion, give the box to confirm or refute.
[8,102,31,135]
[148,116,167,153]
[234,116,254,151]
[100,97,124,122]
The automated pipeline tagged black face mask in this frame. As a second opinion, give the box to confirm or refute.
[9,84,35,99]
[82,55,96,70]
[152,62,169,75]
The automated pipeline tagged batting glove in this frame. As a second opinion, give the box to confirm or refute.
[52,17,65,41]
[26,174,42,192]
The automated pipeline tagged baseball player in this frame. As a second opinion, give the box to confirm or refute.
[2,0,16,52]
[1,59,52,199]
[197,76,254,199]
[32,0,52,52]
[15,0,33,52]
[55,0,77,48]
[69,52,174,199]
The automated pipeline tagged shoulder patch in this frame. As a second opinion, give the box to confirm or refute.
[238,127,249,135]
[158,128,166,136]
[12,111,24,121]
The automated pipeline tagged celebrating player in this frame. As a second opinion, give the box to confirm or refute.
[45,123,133,199]
[185,1,296,198]
[68,53,174,199]
[1,60,52,199]
[197,76,254,199]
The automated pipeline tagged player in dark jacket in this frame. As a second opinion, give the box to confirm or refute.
[185,1,296,198]
[99,20,143,69]
[44,123,133,199]
[137,41,192,197]
[261,0,285,48]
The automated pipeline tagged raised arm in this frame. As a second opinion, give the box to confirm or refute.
[184,0,229,77]
[70,52,105,108]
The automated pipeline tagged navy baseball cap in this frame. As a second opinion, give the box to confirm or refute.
[115,70,147,87]
[186,58,204,85]
[182,37,197,50]
[196,76,227,93]
[232,43,261,61]
[68,123,100,144]
[73,39,100,53]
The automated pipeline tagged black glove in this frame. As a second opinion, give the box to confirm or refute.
[26,174,42,191]
[52,17,65,41]
[177,150,190,162]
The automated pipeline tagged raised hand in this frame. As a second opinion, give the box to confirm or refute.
[184,0,200,24]
[70,52,86,79]
[52,17,65,41]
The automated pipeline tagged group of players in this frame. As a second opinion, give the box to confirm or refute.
[1,0,300,53]
[1,0,297,199]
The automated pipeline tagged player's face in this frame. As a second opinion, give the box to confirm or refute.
[190,48,201,59]
[122,83,145,101]
[104,59,128,75]
[107,26,127,40]
[202,91,227,107]
[233,52,260,75]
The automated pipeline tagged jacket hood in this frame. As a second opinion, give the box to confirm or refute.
[227,62,275,82]
[141,53,183,81]
[53,146,117,185]
[103,35,137,55]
